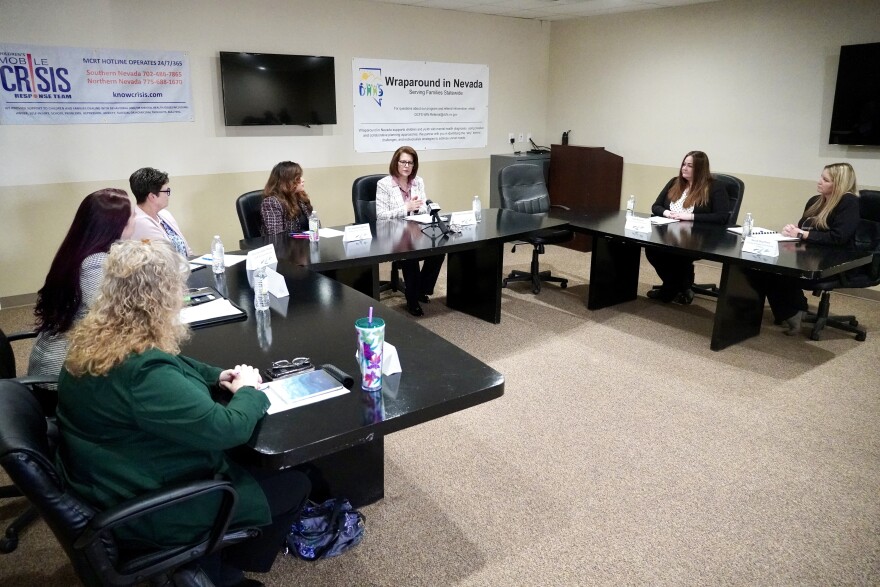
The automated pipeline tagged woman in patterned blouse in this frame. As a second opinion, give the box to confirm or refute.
[260,161,313,236]
[27,188,136,408]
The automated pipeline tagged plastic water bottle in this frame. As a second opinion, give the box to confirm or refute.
[742,212,753,239]
[308,210,320,241]
[253,265,270,311]
[472,195,482,222]
[210,235,225,274]
[626,194,635,216]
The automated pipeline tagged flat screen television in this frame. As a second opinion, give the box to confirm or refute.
[219,51,336,126]
[828,42,880,146]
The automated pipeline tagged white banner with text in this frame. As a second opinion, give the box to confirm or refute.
[0,43,193,125]
[352,58,488,153]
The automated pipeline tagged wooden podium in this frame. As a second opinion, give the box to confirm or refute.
[548,145,623,252]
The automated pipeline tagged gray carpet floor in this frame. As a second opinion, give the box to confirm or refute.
[1,246,879,586]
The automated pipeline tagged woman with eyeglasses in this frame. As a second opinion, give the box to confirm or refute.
[128,166,192,256]
[376,146,445,317]
[27,189,136,405]
[751,162,860,335]
[260,161,314,236]
[57,239,310,586]
[646,150,730,304]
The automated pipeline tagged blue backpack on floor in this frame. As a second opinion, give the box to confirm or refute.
[286,498,366,561]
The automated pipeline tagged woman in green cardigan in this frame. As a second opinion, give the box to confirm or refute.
[57,239,309,587]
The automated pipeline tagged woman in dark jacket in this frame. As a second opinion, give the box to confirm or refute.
[756,162,860,335]
[646,150,731,303]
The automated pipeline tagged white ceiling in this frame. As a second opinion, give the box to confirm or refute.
[364,0,723,21]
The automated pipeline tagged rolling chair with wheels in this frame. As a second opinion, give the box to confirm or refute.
[498,164,573,294]
[351,174,405,294]
[0,326,54,554]
[0,379,260,586]
[235,189,264,240]
[800,189,880,341]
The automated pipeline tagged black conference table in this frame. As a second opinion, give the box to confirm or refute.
[552,210,873,351]
[238,208,567,324]
[182,262,504,506]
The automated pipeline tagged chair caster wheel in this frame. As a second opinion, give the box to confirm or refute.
[502,281,509,288]
[560,281,568,289]
[856,333,866,342]
[850,319,859,327]
[532,288,540,294]
[0,535,19,553]
[810,332,821,341]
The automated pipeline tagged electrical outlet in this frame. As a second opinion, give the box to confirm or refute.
[508,133,515,142]
[518,132,524,143]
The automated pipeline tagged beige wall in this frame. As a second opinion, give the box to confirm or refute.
[0,0,549,298]
[3,0,880,301]
[548,0,880,223]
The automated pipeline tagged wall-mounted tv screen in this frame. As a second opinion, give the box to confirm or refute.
[219,51,336,126]
[828,42,880,146]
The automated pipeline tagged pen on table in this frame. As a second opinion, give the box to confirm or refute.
[290,232,312,239]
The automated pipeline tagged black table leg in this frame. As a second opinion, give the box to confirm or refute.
[304,436,385,508]
[319,265,380,300]
[588,236,641,309]
[711,263,765,351]
[446,243,503,323]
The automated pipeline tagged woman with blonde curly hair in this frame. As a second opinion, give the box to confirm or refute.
[58,239,310,586]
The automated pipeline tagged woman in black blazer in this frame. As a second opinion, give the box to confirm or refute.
[646,150,730,303]
[755,162,860,335]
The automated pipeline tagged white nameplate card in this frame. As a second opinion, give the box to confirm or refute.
[449,211,477,226]
[343,223,373,242]
[741,236,779,257]
[263,266,289,298]
[246,244,278,270]
[624,215,652,233]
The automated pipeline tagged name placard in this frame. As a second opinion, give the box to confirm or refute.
[449,211,477,226]
[343,223,373,242]
[624,215,652,233]
[741,236,779,257]
[264,266,289,298]
[246,244,278,270]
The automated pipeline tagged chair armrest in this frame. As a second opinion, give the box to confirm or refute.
[74,478,239,556]
[7,330,38,342]
[13,375,58,388]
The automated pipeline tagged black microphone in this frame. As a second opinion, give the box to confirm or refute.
[425,200,450,235]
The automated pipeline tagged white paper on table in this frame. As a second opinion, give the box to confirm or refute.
[264,266,289,298]
[342,223,373,242]
[624,215,652,233]
[246,245,278,270]
[318,227,344,238]
[191,253,248,267]
[449,211,477,226]
[741,236,780,257]
[650,216,679,225]
[405,213,450,224]
[179,298,243,324]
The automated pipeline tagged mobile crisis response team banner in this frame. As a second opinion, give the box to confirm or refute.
[353,58,488,152]
[0,43,193,125]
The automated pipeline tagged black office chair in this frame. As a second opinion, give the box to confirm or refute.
[800,189,880,341]
[0,378,260,586]
[692,173,746,298]
[351,174,404,294]
[498,164,573,294]
[0,326,53,554]
[235,190,264,240]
